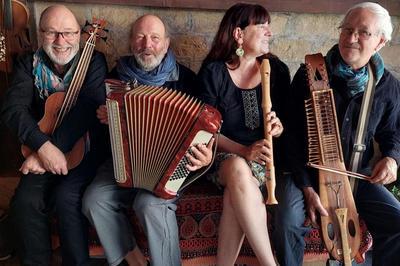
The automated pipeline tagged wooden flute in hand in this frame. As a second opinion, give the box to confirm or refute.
[260,59,278,205]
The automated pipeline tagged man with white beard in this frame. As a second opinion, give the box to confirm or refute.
[1,5,108,265]
[82,15,213,266]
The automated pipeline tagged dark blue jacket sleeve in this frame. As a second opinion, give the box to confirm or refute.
[374,71,400,166]
[1,53,51,151]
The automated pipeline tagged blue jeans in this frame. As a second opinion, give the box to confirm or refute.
[273,174,400,266]
[82,159,181,266]
[272,173,309,266]
[9,156,95,266]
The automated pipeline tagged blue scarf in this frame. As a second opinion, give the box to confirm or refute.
[32,48,80,99]
[116,48,179,86]
[326,44,384,98]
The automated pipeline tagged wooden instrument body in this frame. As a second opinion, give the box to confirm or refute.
[318,156,360,260]
[260,59,277,205]
[305,53,360,263]
[20,20,106,170]
[106,80,222,199]
[20,92,85,169]
[0,0,31,74]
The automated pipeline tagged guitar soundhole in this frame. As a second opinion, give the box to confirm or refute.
[327,223,335,240]
[348,219,356,237]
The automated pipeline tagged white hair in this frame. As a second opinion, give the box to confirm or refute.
[340,2,393,42]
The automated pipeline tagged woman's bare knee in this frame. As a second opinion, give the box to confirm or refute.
[218,157,251,185]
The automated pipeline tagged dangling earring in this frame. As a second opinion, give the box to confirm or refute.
[236,44,244,57]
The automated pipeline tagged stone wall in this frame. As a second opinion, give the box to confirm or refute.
[30,1,400,79]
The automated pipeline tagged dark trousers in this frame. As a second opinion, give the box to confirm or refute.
[9,157,95,266]
[273,174,400,266]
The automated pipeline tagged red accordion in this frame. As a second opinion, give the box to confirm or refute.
[106,80,222,199]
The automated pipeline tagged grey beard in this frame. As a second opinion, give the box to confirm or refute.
[133,52,164,71]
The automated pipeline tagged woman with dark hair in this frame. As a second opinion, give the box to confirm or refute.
[197,3,291,265]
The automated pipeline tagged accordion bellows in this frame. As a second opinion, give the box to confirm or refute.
[106,80,222,199]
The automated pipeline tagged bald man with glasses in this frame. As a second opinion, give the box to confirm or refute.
[1,5,108,265]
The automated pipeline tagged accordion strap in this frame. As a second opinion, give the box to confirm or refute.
[349,64,376,193]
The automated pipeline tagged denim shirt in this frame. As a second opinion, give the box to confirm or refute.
[287,65,400,188]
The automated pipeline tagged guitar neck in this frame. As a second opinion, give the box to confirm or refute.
[54,32,97,128]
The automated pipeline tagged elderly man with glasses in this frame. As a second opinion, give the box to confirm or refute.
[272,2,400,266]
[1,5,108,265]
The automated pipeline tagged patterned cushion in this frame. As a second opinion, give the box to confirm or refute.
[81,178,372,265]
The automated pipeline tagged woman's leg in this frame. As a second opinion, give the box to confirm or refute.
[216,187,245,265]
[217,156,276,266]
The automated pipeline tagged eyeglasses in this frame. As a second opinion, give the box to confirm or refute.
[339,27,376,41]
[41,30,79,40]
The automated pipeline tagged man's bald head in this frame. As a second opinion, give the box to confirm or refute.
[39,5,80,31]
[131,15,168,39]
[39,5,81,68]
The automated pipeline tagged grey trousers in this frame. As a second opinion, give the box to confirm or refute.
[82,159,181,266]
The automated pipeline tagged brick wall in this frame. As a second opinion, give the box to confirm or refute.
[31,1,400,79]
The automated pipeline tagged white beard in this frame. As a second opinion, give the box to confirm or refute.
[43,43,79,66]
[133,49,165,71]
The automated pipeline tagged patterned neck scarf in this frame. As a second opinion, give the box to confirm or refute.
[32,48,80,99]
[116,48,179,86]
[326,44,384,98]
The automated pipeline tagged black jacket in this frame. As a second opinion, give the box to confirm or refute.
[1,50,108,164]
[288,63,400,188]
